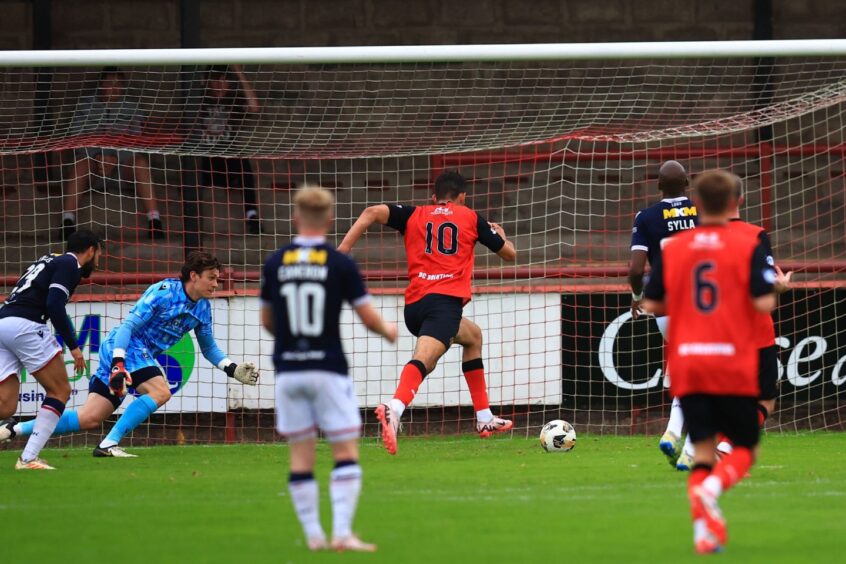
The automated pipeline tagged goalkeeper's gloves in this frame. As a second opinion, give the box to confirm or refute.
[109,357,132,398]
[224,362,259,385]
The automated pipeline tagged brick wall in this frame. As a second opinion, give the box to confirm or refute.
[1,0,845,50]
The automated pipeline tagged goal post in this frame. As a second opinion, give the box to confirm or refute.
[2,40,846,445]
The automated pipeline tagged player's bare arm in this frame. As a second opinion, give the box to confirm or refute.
[337,204,391,253]
[774,265,793,294]
[754,293,777,314]
[641,298,665,317]
[261,305,275,336]
[354,302,398,343]
[628,249,648,319]
[489,222,517,261]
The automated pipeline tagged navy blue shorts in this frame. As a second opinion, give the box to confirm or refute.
[403,294,463,349]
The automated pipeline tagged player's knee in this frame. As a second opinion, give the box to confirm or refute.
[149,387,171,406]
[46,380,72,403]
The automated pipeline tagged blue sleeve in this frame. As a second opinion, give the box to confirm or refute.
[113,282,169,352]
[46,288,78,351]
[195,323,227,367]
[341,256,370,307]
[631,211,648,252]
[112,314,142,353]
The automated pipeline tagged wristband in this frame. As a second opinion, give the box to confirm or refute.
[631,291,643,301]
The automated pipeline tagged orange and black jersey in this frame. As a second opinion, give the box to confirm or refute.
[386,203,505,305]
[645,225,775,397]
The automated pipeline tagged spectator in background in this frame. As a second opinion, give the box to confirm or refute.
[180,65,263,256]
[61,67,164,242]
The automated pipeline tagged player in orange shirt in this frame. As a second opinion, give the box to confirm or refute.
[715,174,792,456]
[338,171,517,454]
[643,170,777,554]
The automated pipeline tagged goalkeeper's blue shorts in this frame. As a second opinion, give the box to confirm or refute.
[91,336,161,387]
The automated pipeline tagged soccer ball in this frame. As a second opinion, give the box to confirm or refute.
[539,420,576,453]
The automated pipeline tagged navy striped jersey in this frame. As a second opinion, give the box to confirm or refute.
[0,253,81,324]
[261,236,370,375]
[631,196,699,266]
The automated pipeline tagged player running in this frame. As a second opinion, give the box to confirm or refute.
[0,229,102,469]
[1,251,259,458]
[628,160,699,469]
[338,171,517,455]
[716,174,791,456]
[643,169,777,553]
[262,186,397,552]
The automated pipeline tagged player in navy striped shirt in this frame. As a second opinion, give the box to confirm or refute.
[628,160,699,469]
[2,252,260,459]
[0,230,102,469]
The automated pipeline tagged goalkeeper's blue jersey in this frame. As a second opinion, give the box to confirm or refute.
[631,196,699,267]
[109,278,213,357]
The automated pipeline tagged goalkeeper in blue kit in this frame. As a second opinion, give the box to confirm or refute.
[2,252,259,458]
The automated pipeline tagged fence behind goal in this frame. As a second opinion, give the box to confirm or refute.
[1,41,845,444]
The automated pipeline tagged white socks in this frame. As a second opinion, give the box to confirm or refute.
[666,396,685,437]
[288,474,325,541]
[330,463,363,540]
[389,398,406,419]
[289,463,364,544]
[702,475,724,498]
[682,433,694,457]
[476,408,494,422]
[21,399,64,462]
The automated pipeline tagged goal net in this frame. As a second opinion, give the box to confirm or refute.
[1,42,845,445]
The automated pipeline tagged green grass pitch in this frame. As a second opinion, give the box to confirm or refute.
[2,433,844,563]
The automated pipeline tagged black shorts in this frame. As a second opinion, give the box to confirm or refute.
[680,394,760,449]
[404,294,463,349]
[758,345,779,401]
[88,366,164,410]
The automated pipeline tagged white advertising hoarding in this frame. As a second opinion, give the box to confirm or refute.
[16,293,561,415]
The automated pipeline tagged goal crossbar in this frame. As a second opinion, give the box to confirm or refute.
[3,39,846,68]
